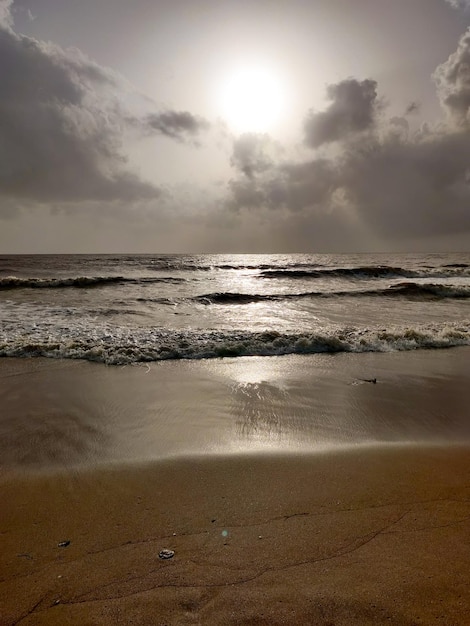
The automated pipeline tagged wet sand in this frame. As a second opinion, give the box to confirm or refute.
[1,349,470,624]
[0,348,469,468]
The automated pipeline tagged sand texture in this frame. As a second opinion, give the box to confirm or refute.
[1,447,470,625]
[1,349,469,624]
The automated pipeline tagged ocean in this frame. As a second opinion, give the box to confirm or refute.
[0,253,469,365]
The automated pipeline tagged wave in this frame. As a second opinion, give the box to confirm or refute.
[0,322,468,365]
[0,276,185,289]
[195,293,278,304]
[384,282,470,298]
[139,259,470,274]
[136,297,179,305]
[2,265,468,290]
[195,283,470,305]
[260,265,470,280]
[260,266,416,279]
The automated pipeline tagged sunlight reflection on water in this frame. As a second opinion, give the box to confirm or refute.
[1,348,469,470]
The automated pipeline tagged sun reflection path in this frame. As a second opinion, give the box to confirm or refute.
[225,357,308,453]
[228,355,289,388]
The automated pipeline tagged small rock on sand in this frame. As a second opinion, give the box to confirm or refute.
[158,549,175,559]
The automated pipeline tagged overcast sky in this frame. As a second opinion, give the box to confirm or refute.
[0,0,469,253]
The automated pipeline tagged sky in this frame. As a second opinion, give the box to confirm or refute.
[0,0,469,253]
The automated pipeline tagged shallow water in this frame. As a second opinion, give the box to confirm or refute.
[1,348,469,470]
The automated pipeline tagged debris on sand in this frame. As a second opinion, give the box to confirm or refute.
[158,549,175,559]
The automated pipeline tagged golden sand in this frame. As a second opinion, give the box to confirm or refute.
[1,446,469,625]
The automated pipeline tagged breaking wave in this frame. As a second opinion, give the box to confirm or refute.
[0,322,468,365]
[260,265,470,280]
[195,283,470,305]
[384,282,470,298]
[0,276,185,289]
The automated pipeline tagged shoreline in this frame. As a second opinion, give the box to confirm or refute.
[1,347,470,471]
[1,348,469,623]
[2,445,470,625]
[1,438,470,480]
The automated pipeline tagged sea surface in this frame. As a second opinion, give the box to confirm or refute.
[0,253,469,365]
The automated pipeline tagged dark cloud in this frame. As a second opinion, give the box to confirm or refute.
[0,15,157,203]
[0,2,207,206]
[275,159,338,211]
[338,130,470,237]
[143,111,209,142]
[230,133,275,179]
[303,79,379,148]
[434,27,470,127]
[228,57,470,242]
[228,152,338,215]
[405,101,420,115]
[389,116,410,135]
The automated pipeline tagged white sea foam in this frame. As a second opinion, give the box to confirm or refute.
[0,319,468,365]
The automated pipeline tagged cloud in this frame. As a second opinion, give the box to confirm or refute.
[143,111,209,142]
[405,101,420,115]
[444,0,470,9]
[0,0,13,28]
[0,2,207,207]
[228,149,338,215]
[434,28,470,127]
[228,45,470,243]
[229,130,470,242]
[303,79,379,148]
[230,133,276,179]
[338,130,469,237]
[389,116,410,136]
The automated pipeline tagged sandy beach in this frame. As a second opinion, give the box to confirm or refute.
[1,448,470,625]
[1,349,470,624]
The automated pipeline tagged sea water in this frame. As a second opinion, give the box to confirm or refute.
[0,253,468,365]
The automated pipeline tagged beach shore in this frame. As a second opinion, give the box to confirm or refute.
[1,348,469,468]
[1,349,469,624]
[1,447,470,625]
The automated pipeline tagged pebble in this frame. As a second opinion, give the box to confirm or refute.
[158,549,175,559]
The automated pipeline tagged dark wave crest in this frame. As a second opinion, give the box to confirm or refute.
[195,293,277,304]
[385,282,470,299]
[0,276,185,290]
[260,266,416,279]
[195,283,470,305]
[260,265,470,280]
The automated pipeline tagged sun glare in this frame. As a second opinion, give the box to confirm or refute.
[217,66,285,133]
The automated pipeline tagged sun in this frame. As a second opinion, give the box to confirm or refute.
[217,66,285,133]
